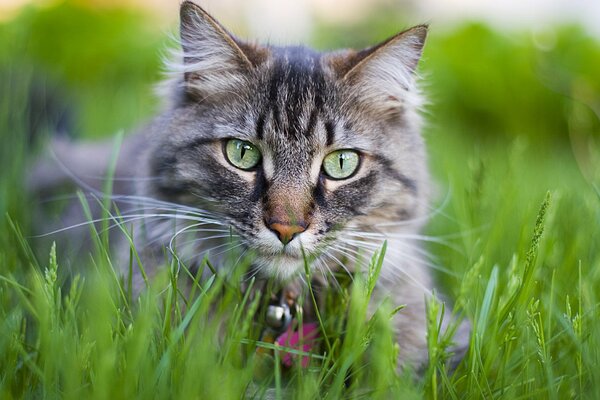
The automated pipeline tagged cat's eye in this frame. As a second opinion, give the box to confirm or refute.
[224,139,261,170]
[322,150,360,180]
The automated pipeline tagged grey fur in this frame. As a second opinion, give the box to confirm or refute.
[29,1,469,371]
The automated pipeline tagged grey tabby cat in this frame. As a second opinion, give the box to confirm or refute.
[30,1,469,370]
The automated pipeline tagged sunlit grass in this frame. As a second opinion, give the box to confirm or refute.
[3,167,598,398]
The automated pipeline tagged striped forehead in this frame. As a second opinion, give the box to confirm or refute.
[257,46,330,148]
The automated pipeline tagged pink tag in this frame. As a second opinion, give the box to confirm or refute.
[275,322,319,368]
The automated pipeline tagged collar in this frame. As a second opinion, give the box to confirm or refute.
[265,288,299,333]
[255,285,320,374]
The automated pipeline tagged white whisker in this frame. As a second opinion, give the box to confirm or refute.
[181,242,245,265]
[342,229,455,247]
[173,233,238,249]
[320,250,354,280]
[339,237,457,276]
[314,258,343,292]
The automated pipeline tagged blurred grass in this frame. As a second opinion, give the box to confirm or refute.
[0,2,166,139]
[1,1,600,398]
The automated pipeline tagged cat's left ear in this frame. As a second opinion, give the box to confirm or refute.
[177,1,268,99]
[326,25,427,114]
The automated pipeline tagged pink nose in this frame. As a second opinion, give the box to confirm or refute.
[267,221,307,245]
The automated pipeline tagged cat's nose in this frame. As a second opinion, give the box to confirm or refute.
[267,221,307,245]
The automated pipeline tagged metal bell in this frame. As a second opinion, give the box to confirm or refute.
[266,303,292,331]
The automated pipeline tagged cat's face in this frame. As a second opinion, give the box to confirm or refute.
[146,2,429,279]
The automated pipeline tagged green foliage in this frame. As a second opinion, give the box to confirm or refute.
[315,19,600,145]
[1,3,600,399]
[425,24,600,144]
[0,1,166,139]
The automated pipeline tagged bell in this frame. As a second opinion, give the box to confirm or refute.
[266,303,292,331]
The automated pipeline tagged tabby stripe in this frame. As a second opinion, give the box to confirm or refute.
[268,60,284,133]
[255,112,266,140]
[374,155,417,193]
[325,120,335,146]
[250,166,268,203]
[271,104,282,133]
[177,137,218,151]
[312,178,327,208]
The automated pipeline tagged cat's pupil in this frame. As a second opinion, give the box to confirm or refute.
[240,145,246,160]
[339,154,344,170]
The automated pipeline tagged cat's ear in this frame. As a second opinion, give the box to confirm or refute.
[327,25,427,115]
[178,1,268,98]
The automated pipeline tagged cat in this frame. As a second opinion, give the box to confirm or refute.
[29,1,470,371]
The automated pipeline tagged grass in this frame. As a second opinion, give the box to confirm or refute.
[1,3,600,399]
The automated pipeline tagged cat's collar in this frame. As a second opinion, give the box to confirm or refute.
[265,288,299,333]
[255,286,319,372]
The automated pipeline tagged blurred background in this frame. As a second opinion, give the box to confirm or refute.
[0,0,599,283]
[1,0,598,143]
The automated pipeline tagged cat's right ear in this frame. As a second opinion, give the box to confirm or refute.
[325,25,427,117]
[177,1,268,99]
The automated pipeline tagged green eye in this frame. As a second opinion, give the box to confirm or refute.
[224,139,261,170]
[322,150,360,180]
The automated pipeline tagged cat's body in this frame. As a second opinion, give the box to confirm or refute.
[30,1,469,370]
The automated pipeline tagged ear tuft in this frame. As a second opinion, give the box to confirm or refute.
[344,25,427,86]
[179,1,251,68]
[174,1,268,99]
[395,25,428,73]
[325,25,428,116]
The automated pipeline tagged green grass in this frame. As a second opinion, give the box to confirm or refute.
[1,3,600,399]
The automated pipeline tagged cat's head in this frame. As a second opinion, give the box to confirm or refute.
[146,1,430,279]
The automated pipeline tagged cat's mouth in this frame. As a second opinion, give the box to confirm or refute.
[249,239,318,279]
[256,243,306,260]
[254,252,310,279]
[232,225,323,278]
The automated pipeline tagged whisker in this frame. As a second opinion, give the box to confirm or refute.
[232,246,250,270]
[41,153,225,220]
[168,222,208,252]
[172,233,239,250]
[327,244,366,265]
[340,234,436,260]
[181,242,245,266]
[338,242,434,293]
[208,242,245,259]
[320,250,354,280]
[339,237,457,276]
[34,210,223,238]
[314,258,343,292]
[243,261,263,282]
[343,229,455,248]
